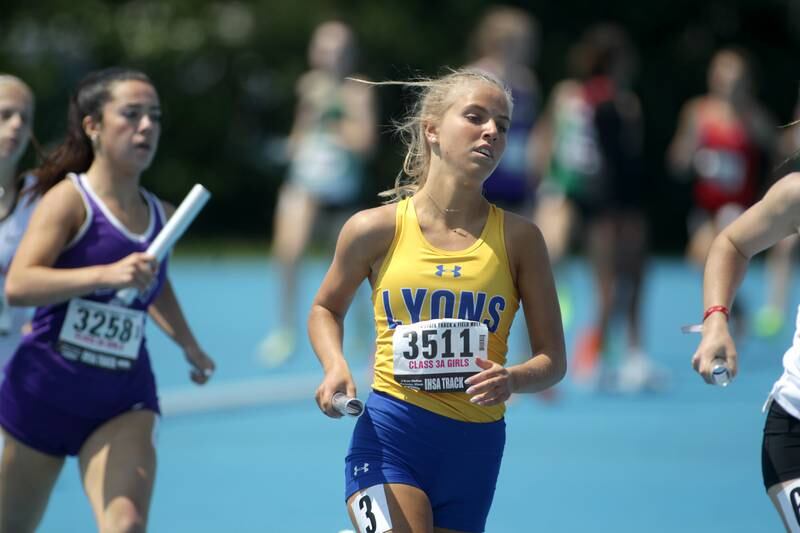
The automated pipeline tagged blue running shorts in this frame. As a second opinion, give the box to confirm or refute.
[345,391,505,532]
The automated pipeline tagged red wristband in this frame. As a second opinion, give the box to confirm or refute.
[703,305,730,322]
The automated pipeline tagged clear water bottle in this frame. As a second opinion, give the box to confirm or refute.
[711,359,731,387]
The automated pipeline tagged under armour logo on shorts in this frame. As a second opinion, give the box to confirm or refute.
[354,463,369,476]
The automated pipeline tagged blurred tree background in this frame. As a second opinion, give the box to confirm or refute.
[1,0,798,252]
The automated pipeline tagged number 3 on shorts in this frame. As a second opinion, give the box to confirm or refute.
[350,485,392,533]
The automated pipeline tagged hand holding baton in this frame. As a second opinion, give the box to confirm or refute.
[681,323,732,387]
[113,184,211,306]
[332,392,364,417]
[710,361,731,386]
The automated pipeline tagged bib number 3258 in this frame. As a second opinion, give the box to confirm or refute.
[58,298,145,370]
[392,319,487,392]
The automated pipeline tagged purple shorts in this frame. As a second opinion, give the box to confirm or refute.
[0,378,160,457]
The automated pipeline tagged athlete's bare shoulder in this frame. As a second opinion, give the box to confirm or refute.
[774,171,800,188]
[18,177,87,251]
[502,210,545,244]
[343,203,397,244]
[38,177,86,225]
[766,172,800,211]
[45,176,84,202]
[334,204,397,271]
[501,210,551,283]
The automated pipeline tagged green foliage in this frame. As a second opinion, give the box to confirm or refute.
[2,0,799,251]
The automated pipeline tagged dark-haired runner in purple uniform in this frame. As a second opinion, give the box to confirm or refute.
[0,67,215,533]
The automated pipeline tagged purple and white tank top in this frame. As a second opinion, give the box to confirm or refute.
[23,173,168,372]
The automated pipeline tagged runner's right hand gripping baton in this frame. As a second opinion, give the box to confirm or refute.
[332,392,364,417]
[680,323,731,387]
[114,184,211,306]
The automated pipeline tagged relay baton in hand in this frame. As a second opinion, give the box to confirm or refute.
[332,392,364,417]
[681,323,732,387]
[710,361,731,386]
[114,184,211,306]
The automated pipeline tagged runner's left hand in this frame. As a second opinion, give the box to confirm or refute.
[465,357,513,406]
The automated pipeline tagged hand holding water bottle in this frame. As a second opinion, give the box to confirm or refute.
[691,305,738,386]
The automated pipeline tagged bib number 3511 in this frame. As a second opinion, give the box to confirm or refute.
[392,319,487,393]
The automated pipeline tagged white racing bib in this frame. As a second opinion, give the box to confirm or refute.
[774,480,800,532]
[350,485,392,533]
[694,148,746,192]
[392,319,488,393]
[58,298,146,371]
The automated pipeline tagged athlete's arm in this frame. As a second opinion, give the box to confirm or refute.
[530,81,573,180]
[149,278,215,384]
[465,214,567,405]
[309,204,395,417]
[341,78,377,156]
[5,179,156,306]
[147,201,214,384]
[523,71,543,186]
[693,172,800,382]
[667,98,700,177]
[285,72,317,155]
[745,102,778,160]
[505,214,567,393]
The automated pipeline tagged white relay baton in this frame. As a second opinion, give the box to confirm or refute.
[332,392,364,417]
[114,184,211,306]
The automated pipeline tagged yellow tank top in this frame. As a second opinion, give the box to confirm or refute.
[371,197,520,422]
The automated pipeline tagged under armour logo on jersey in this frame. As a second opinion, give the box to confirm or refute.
[354,463,369,476]
[435,265,462,278]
